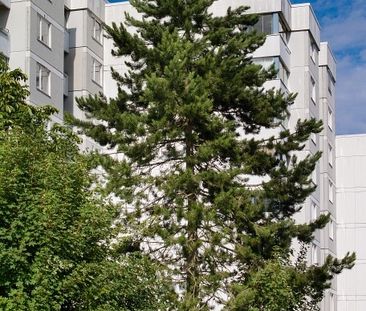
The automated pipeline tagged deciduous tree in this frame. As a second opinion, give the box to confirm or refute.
[0,57,174,311]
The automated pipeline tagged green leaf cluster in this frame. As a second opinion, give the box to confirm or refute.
[0,58,175,311]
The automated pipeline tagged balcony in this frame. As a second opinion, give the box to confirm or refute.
[64,29,70,53]
[64,73,69,97]
[0,27,10,58]
[252,34,291,69]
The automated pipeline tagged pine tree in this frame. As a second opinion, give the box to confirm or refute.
[71,0,355,309]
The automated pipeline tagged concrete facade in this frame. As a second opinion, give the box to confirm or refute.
[2,1,359,311]
[336,135,366,311]
[0,0,10,59]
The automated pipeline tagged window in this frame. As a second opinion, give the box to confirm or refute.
[310,114,317,144]
[328,144,333,167]
[328,107,333,131]
[279,17,289,43]
[92,59,103,86]
[311,201,318,221]
[310,40,317,63]
[36,63,51,95]
[328,180,334,203]
[38,14,51,47]
[253,57,274,70]
[329,218,334,240]
[311,132,317,145]
[312,164,317,185]
[311,77,316,104]
[312,244,318,265]
[328,71,334,95]
[278,60,289,85]
[93,18,102,43]
[253,14,273,35]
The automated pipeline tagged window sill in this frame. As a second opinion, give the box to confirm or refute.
[92,78,103,88]
[37,38,52,51]
[37,87,51,98]
[92,36,103,47]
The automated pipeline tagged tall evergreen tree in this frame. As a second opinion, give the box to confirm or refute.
[71,0,355,309]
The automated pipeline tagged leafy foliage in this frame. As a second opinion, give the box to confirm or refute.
[0,58,174,311]
[70,0,355,309]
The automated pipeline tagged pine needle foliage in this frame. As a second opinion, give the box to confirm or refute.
[70,1,355,309]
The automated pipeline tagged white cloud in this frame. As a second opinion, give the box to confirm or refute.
[314,0,366,134]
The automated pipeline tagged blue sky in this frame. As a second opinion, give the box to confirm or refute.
[291,0,366,134]
[107,0,365,134]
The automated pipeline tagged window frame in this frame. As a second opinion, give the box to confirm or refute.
[310,76,316,104]
[310,40,317,64]
[328,143,333,167]
[329,218,334,240]
[92,58,103,86]
[328,107,333,131]
[329,180,334,203]
[37,14,52,48]
[311,201,318,221]
[311,243,318,265]
[92,18,102,44]
[311,163,318,186]
[253,14,274,35]
[36,63,51,96]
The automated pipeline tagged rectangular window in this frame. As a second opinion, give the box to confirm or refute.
[93,18,102,43]
[38,14,51,47]
[328,71,334,95]
[310,40,317,63]
[311,132,317,145]
[328,107,333,131]
[311,77,316,104]
[312,244,318,265]
[328,144,333,167]
[253,14,273,35]
[329,180,334,203]
[312,164,317,185]
[36,63,50,95]
[310,114,317,144]
[329,218,334,240]
[311,201,318,221]
[279,17,289,43]
[279,60,289,86]
[92,59,103,86]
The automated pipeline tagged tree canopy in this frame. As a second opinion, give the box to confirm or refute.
[0,57,174,311]
[70,0,355,309]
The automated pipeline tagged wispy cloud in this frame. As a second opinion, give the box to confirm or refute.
[295,0,366,134]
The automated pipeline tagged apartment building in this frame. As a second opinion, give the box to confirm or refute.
[1,1,354,310]
[337,134,366,311]
[0,0,10,60]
